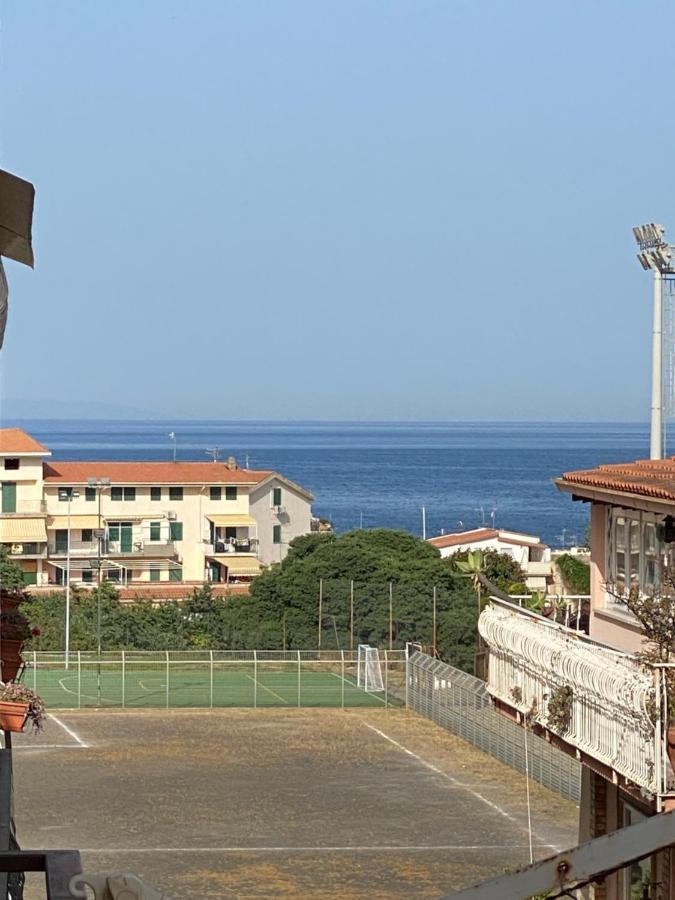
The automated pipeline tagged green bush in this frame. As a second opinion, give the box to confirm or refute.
[555,553,590,594]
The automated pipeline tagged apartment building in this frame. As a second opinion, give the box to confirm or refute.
[476,457,675,899]
[0,428,314,588]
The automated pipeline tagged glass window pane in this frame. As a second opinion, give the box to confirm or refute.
[629,519,640,589]
[151,487,161,501]
[226,486,237,501]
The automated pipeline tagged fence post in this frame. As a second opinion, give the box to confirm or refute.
[77,651,81,709]
[405,649,409,709]
[389,582,393,650]
[32,650,37,693]
[297,650,301,708]
[350,580,354,651]
[209,650,214,709]
[253,650,258,709]
[121,650,126,709]
[341,650,345,709]
[384,649,389,709]
[165,651,170,709]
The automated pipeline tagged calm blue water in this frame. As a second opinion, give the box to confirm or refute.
[10,420,651,548]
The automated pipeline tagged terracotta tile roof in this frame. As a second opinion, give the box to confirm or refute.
[559,458,675,503]
[42,461,273,485]
[0,428,50,455]
[428,528,499,549]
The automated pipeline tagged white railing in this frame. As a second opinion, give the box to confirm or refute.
[49,540,98,555]
[478,597,658,792]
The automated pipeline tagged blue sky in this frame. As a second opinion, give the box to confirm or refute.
[1,1,674,421]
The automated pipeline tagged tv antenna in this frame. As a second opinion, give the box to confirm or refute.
[205,447,221,463]
[475,506,486,526]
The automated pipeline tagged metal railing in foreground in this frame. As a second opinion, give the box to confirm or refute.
[406,650,581,802]
[23,649,407,711]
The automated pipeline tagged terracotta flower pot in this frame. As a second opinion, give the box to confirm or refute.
[0,640,23,682]
[0,701,28,733]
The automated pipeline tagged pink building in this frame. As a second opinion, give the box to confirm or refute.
[478,456,675,899]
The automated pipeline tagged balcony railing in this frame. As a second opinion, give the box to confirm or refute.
[49,540,98,556]
[49,539,176,558]
[478,597,659,793]
[207,538,259,555]
[5,542,46,557]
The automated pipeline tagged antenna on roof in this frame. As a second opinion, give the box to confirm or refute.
[168,432,177,463]
[205,447,221,463]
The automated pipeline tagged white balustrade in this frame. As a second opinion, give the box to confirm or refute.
[478,599,657,792]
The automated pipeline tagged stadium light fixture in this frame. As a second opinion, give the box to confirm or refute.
[633,222,675,459]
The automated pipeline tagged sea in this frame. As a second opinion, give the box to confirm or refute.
[10,420,652,549]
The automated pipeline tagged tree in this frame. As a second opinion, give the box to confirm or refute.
[446,548,526,594]
[0,546,25,590]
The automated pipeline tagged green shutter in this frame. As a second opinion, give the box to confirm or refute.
[151,487,162,501]
[1,482,16,513]
[85,487,96,502]
[22,571,37,586]
[170,521,183,541]
[149,569,161,582]
[273,525,281,544]
[150,522,161,541]
[169,567,182,582]
[273,487,282,506]
[54,529,68,553]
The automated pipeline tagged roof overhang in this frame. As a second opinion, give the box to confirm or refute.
[555,478,675,515]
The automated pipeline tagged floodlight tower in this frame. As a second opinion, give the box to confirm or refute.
[633,224,675,459]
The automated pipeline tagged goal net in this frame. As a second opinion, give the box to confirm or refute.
[357,644,384,692]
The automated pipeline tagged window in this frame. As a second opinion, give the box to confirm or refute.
[272,487,282,507]
[81,528,93,543]
[151,487,162,501]
[644,522,659,589]
[150,522,161,541]
[226,486,237,501]
[4,458,19,470]
[169,567,182,582]
[169,486,183,501]
[111,486,136,501]
[149,569,161,582]
[210,487,222,501]
[1,483,16,513]
[81,570,93,583]
[85,487,96,502]
[107,569,121,583]
[273,524,281,544]
[608,509,669,603]
[169,521,183,541]
[54,530,68,553]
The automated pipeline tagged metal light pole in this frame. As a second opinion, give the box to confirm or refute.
[634,224,674,459]
[59,488,80,670]
[87,476,110,705]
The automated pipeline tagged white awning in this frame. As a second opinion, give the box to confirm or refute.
[47,515,101,529]
[207,514,256,527]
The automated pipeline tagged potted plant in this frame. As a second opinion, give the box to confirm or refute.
[0,682,45,732]
[0,609,34,682]
[0,587,25,613]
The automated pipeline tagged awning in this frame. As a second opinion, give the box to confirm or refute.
[207,554,263,576]
[207,514,256,527]
[0,517,47,542]
[47,515,101,529]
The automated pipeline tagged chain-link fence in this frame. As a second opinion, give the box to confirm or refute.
[406,650,581,802]
[23,649,407,711]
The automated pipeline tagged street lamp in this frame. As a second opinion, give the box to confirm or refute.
[633,224,675,459]
[58,488,80,670]
[87,476,110,706]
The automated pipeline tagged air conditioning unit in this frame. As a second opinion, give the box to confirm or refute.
[11,544,23,555]
[167,511,177,521]
[272,505,286,515]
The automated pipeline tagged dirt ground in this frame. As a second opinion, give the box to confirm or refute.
[10,708,578,898]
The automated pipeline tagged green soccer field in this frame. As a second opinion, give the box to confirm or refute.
[23,662,401,710]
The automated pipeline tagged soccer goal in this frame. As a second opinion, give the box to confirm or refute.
[357,644,384,692]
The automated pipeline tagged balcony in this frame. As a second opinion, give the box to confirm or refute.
[2,541,47,559]
[478,597,661,794]
[48,540,98,557]
[207,538,259,555]
[105,539,176,558]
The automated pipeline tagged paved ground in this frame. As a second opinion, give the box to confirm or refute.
[11,708,578,898]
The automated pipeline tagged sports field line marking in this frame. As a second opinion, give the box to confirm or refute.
[362,722,561,852]
[48,713,88,748]
[244,673,288,704]
[14,744,86,751]
[330,671,387,705]
[73,844,554,853]
[58,675,100,705]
